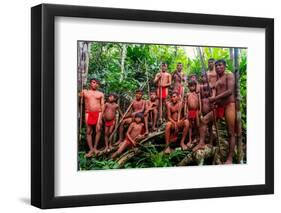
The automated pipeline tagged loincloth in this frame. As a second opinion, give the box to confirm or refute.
[86,111,100,125]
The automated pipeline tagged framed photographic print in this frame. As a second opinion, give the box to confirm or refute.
[31,3,274,209]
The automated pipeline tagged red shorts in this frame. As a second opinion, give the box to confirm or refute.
[215,107,225,119]
[86,111,100,125]
[105,119,115,127]
[188,110,198,120]
[160,87,167,99]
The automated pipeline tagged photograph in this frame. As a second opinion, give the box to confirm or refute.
[77,41,247,170]
[30,3,274,209]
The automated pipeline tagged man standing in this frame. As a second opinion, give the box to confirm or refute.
[207,58,217,89]
[194,60,236,164]
[172,62,186,97]
[80,78,105,157]
[154,62,172,121]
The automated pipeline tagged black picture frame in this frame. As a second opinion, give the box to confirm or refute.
[31,3,274,209]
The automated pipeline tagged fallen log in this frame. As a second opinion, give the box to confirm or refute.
[116,131,164,168]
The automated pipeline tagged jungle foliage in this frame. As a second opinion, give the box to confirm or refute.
[78,42,247,170]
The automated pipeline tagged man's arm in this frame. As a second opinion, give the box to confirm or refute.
[100,93,105,114]
[79,89,86,97]
[103,103,108,117]
[154,73,161,84]
[98,93,105,125]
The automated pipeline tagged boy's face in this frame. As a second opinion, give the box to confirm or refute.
[135,116,142,123]
[135,92,143,100]
[161,63,167,72]
[171,94,178,103]
[208,60,214,70]
[215,62,225,75]
[189,84,196,92]
[177,64,182,71]
[202,75,207,83]
[108,95,115,102]
[150,92,157,100]
[191,76,196,81]
[203,87,209,98]
[90,80,99,90]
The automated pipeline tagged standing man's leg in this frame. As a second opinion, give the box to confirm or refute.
[93,119,102,154]
[180,119,190,150]
[108,121,115,149]
[192,112,214,151]
[152,108,158,131]
[144,113,149,135]
[224,103,236,164]
[104,126,109,151]
[85,125,94,157]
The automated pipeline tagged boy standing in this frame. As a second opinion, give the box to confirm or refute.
[144,90,159,134]
[103,93,123,152]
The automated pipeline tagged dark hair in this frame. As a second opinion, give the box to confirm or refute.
[215,59,226,66]
[177,62,182,64]
[208,58,215,62]
[171,91,179,96]
[189,74,197,79]
[188,79,197,86]
[89,78,100,85]
[135,89,143,94]
[150,90,156,94]
[161,61,168,65]
[135,112,144,122]
[201,73,207,77]
[108,93,118,101]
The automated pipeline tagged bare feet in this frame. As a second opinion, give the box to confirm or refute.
[103,146,109,153]
[192,143,205,152]
[180,142,187,150]
[114,140,122,146]
[164,147,172,154]
[186,142,193,149]
[224,158,233,164]
[85,149,98,158]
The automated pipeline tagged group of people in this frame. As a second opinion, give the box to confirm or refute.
[80,58,237,164]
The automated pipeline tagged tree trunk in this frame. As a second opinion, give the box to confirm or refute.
[234,48,244,163]
[197,47,206,71]
[78,41,91,90]
[120,44,127,83]
[78,41,91,142]
[229,48,234,71]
